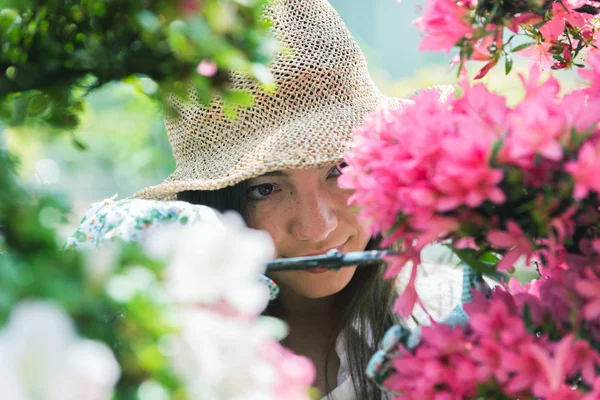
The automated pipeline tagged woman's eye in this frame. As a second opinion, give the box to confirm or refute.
[247,183,278,200]
[328,162,347,178]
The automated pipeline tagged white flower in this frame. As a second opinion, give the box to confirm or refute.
[0,302,121,400]
[144,211,275,314]
[170,308,279,400]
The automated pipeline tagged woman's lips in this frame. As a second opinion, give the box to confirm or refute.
[301,243,346,258]
[305,268,330,274]
[301,243,347,274]
[276,241,348,274]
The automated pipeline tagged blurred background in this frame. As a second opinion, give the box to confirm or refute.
[2,0,588,236]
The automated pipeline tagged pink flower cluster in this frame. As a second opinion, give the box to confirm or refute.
[384,260,600,399]
[413,0,599,77]
[363,1,600,398]
[519,1,598,71]
[341,64,600,317]
[413,0,475,53]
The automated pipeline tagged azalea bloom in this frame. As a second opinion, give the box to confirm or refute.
[0,302,120,400]
[499,68,568,170]
[197,60,218,77]
[392,259,421,318]
[469,297,528,347]
[507,12,544,33]
[579,49,600,98]
[143,212,275,315]
[565,142,600,200]
[568,339,600,385]
[574,268,600,320]
[487,220,534,271]
[517,41,554,70]
[413,0,475,53]
[528,335,574,396]
[559,91,600,140]
[470,30,503,79]
[386,324,481,399]
[172,308,315,400]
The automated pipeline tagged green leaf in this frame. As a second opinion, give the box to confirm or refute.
[479,251,500,264]
[71,135,87,151]
[511,42,536,53]
[5,66,17,80]
[223,89,254,107]
[453,248,497,275]
[137,10,161,34]
[26,94,50,117]
[223,102,238,120]
[504,54,513,75]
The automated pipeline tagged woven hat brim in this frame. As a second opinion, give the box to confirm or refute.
[131,95,408,201]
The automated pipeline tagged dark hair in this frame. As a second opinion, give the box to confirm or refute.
[178,184,399,399]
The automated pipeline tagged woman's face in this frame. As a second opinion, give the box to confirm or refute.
[245,164,371,299]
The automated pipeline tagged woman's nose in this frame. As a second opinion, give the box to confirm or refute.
[289,193,338,242]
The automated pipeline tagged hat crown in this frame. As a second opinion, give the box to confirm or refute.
[166,0,380,173]
[133,0,395,200]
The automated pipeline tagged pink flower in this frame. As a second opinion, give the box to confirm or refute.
[539,16,564,44]
[453,81,509,137]
[574,268,600,320]
[413,0,475,53]
[180,0,201,16]
[471,29,502,62]
[382,241,421,277]
[517,41,554,70]
[538,279,579,326]
[469,338,505,383]
[507,12,544,33]
[560,87,600,137]
[583,377,600,400]
[196,60,218,77]
[387,324,481,399]
[454,237,478,249]
[262,342,316,399]
[487,220,534,271]
[565,141,600,200]
[545,386,585,400]
[409,214,459,248]
[425,84,507,210]
[524,335,574,397]
[471,30,503,79]
[501,68,566,166]
[568,339,600,385]
[550,206,577,243]
[507,278,546,325]
[341,88,450,233]
[501,343,553,396]
[393,263,419,317]
[473,59,497,79]
[579,49,600,98]
[469,297,528,347]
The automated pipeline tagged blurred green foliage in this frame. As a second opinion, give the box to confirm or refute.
[0,0,277,132]
[6,81,174,214]
[0,1,279,396]
[0,149,187,398]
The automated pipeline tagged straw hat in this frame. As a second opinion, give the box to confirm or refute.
[132,0,408,201]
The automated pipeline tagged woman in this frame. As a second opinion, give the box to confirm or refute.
[175,167,398,399]
[129,0,458,398]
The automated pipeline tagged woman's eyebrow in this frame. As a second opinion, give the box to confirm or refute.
[260,170,287,177]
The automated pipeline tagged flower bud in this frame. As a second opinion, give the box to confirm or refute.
[581,27,594,41]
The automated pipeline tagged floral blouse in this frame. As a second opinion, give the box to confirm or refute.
[65,195,279,301]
